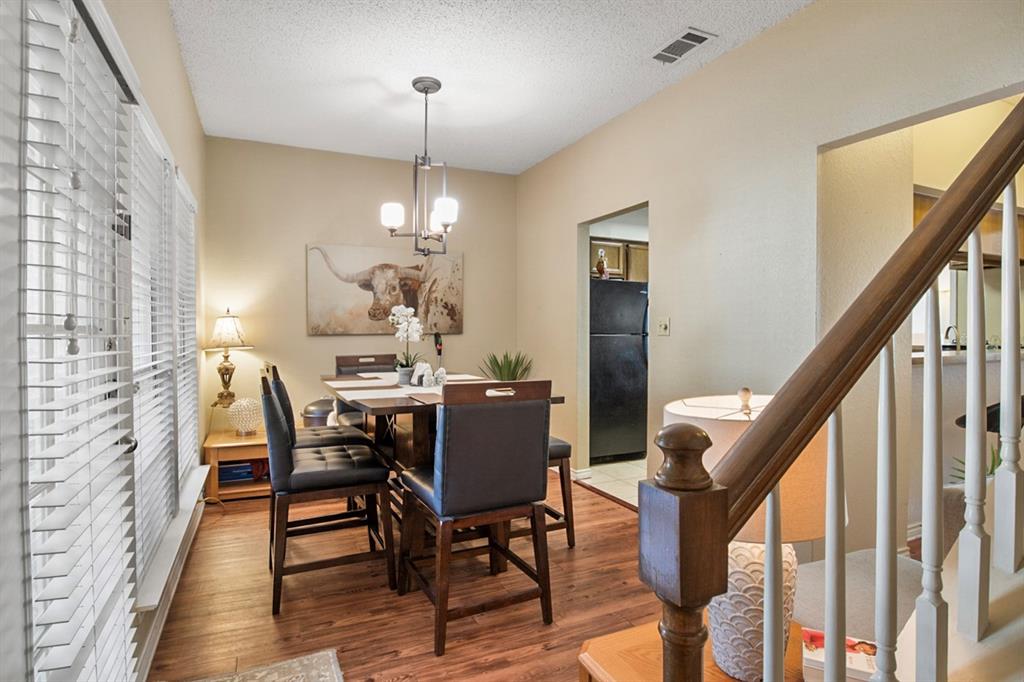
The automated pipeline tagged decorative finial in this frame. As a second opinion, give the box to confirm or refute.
[738,387,752,417]
[653,423,714,491]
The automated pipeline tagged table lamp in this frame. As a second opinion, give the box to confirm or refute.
[205,308,253,407]
[662,389,828,681]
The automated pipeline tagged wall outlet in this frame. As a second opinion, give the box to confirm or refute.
[656,317,670,336]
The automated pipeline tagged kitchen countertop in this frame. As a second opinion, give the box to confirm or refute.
[910,349,1014,366]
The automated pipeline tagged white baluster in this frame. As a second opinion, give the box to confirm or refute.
[916,282,948,681]
[825,408,847,681]
[872,339,898,682]
[763,484,784,682]
[957,226,990,640]
[994,181,1022,574]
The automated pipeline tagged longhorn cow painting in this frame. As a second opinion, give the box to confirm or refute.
[306,244,464,335]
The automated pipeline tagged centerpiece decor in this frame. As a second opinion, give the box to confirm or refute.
[389,304,424,384]
[479,351,533,381]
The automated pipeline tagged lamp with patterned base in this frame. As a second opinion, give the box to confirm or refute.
[663,390,828,681]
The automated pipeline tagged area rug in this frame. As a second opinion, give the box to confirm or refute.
[194,650,344,682]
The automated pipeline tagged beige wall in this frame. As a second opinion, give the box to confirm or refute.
[514,0,1023,505]
[914,97,1024,205]
[818,129,915,552]
[103,0,205,203]
[202,138,517,421]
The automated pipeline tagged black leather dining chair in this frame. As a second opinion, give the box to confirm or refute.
[261,376,396,615]
[269,365,373,448]
[506,436,576,550]
[397,380,554,655]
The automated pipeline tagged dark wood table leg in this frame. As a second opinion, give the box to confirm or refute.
[374,415,391,448]
[410,410,431,468]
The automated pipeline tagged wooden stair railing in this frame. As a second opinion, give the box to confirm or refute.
[638,96,1024,682]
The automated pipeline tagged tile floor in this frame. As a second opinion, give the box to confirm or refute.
[583,458,647,507]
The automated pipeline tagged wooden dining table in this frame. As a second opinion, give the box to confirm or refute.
[322,371,566,566]
[320,372,565,471]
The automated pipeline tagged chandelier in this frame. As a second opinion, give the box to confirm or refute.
[380,76,459,256]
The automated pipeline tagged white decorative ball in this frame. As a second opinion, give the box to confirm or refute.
[228,397,261,436]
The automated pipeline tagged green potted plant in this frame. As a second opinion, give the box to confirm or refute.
[389,305,424,385]
[479,351,533,381]
[949,444,1000,484]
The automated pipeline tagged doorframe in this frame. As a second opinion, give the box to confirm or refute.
[575,202,649,479]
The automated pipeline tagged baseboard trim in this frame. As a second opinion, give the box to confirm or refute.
[575,478,638,512]
[571,467,592,481]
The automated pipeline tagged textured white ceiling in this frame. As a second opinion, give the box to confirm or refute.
[169,0,811,174]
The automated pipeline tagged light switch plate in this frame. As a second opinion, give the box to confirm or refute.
[656,317,670,336]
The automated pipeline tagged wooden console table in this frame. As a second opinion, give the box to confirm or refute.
[579,620,804,681]
[202,430,270,501]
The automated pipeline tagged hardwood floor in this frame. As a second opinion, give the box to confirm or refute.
[149,473,663,681]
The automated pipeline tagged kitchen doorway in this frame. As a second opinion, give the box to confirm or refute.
[580,205,650,508]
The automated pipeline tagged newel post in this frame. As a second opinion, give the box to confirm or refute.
[639,423,729,681]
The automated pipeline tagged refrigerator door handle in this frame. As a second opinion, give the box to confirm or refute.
[642,302,649,365]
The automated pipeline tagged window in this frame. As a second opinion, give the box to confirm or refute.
[20,0,201,678]
[130,112,177,578]
[174,183,199,480]
[23,0,136,677]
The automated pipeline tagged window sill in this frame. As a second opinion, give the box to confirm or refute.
[134,465,209,612]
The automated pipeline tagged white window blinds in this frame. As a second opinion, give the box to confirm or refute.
[22,0,137,679]
[130,112,177,579]
[20,0,203,679]
[174,185,199,479]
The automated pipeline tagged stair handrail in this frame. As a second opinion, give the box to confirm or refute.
[713,97,1024,539]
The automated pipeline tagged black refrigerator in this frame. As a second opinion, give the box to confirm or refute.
[589,279,648,463]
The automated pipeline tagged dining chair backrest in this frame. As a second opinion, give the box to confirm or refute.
[267,366,298,445]
[432,380,552,517]
[335,353,398,375]
[261,376,295,492]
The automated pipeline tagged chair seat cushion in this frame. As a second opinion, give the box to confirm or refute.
[336,411,365,428]
[401,465,441,517]
[548,436,571,461]
[294,424,372,448]
[286,444,389,492]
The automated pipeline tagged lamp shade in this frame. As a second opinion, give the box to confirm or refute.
[428,209,445,234]
[663,393,828,544]
[380,202,405,229]
[206,309,251,349]
[433,196,458,226]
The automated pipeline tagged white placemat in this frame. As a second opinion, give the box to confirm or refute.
[325,378,395,389]
[357,372,399,381]
[336,385,443,401]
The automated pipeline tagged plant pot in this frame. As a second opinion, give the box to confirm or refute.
[397,366,414,385]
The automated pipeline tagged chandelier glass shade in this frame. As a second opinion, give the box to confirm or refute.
[381,76,459,256]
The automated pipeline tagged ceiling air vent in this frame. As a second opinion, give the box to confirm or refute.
[653,28,716,64]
